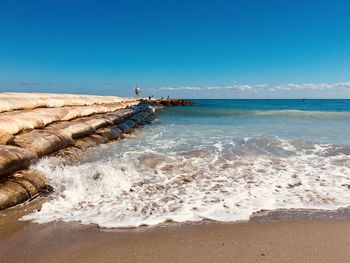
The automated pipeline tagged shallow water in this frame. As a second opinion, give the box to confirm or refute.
[23,99,350,228]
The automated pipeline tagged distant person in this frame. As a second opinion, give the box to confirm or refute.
[148,95,151,100]
[135,86,140,97]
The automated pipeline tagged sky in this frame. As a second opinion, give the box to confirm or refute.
[1,0,350,98]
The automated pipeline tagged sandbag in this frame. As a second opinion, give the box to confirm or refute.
[0,131,14,144]
[12,177,37,196]
[117,123,131,133]
[137,111,149,117]
[60,103,131,121]
[84,118,111,130]
[136,113,152,126]
[96,127,123,140]
[75,139,97,151]
[47,121,96,139]
[50,147,84,165]
[61,123,96,139]
[74,134,109,151]
[12,170,48,195]
[124,119,136,129]
[90,134,108,144]
[130,114,144,124]
[74,137,99,151]
[0,181,29,210]
[103,114,125,124]
[123,110,138,119]
[0,101,141,135]
[13,130,74,157]
[0,145,37,179]
[0,92,140,113]
[0,170,50,210]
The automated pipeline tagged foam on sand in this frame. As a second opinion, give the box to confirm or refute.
[23,138,350,228]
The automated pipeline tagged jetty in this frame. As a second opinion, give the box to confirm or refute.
[0,93,194,210]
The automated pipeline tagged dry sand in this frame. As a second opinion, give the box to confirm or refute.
[1,199,350,263]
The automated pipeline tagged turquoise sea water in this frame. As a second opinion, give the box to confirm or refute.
[163,99,350,145]
[24,99,350,228]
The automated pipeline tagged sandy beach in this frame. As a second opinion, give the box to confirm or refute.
[1,199,350,263]
[2,1,350,262]
[0,96,349,262]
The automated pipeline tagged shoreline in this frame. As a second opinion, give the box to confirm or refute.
[0,93,194,211]
[1,199,350,262]
[1,95,349,262]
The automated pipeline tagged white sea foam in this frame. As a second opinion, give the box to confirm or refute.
[250,110,350,119]
[23,137,350,228]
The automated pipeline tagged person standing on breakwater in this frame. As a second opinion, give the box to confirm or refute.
[135,86,140,97]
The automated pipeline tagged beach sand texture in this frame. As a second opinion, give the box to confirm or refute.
[1,202,350,263]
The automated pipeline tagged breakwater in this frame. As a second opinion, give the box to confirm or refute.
[0,93,194,210]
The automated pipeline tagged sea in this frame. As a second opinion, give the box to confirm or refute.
[23,99,350,228]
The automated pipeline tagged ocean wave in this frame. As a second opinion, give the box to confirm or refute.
[22,139,350,228]
[165,108,350,119]
[252,109,350,118]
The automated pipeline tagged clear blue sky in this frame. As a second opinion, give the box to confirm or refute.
[1,0,350,98]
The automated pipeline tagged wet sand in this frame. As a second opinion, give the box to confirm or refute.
[1,199,350,263]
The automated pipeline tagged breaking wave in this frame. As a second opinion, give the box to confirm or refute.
[23,137,350,228]
[165,108,350,119]
[22,99,350,228]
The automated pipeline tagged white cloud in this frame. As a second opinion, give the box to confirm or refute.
[160,86,202,90]
[275,82,350,91]
[160,82,350,93]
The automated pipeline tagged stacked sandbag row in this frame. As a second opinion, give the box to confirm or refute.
[52,105,155,164]
[0,146,38,179]
[0,103,153,181]
[0,92,138,113]
[10,103,153,159]
[0,99,159,210]
[0,104,156,210]
[0,101,141,144]
[0,169,50,210]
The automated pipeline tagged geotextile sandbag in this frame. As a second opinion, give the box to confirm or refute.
[96,127,123,140]
[130,114,144,124]
[51,147,84,164]
[117,123,132,133]
[0,101,141,135]
[0,131,14,144]
[90,134,109,144]
[84,118,111,130]
[103,114,125,124]
[0,181,29,210]
[0,145,37,179]
[124,119,136,129]
[0,92,140,113]
[74,134,109,151]
[12,170,48,193]
[123,110,138,119]
[54,122,95,139]
[0,108,69,135]
[0,170,49,210]
[74,137,98,151]
[13,130,74,157]
[12,177,37,196]
[59,103,136,121]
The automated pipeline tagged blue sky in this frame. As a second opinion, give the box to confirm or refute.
[1,0,350,98]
